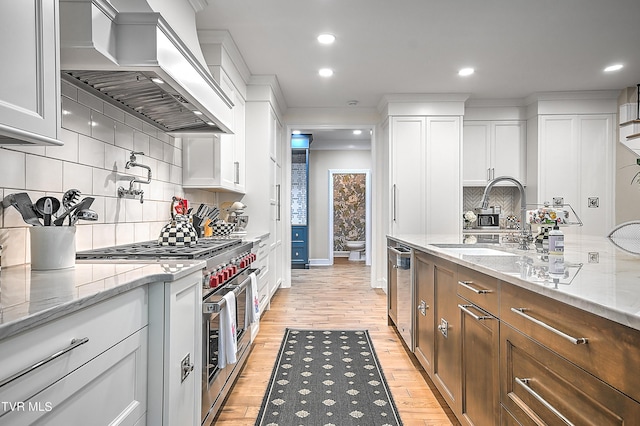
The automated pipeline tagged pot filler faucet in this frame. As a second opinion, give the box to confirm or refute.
[480,175,532,250]
[118,151,152,204]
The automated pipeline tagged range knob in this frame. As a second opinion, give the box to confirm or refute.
[209,273,220,288]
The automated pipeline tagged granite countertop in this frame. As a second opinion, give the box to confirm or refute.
[0,260,205,340]
[388,233,640,331]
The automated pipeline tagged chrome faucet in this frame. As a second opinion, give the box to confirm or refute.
[118,151,152,204]
[480,175,532,250]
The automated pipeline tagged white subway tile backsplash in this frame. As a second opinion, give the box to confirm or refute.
[92,223,116,248]
[90,111,115,144]
[170,164,182,185]
[7,145,46,156]
[125,114,143,131]
[63,162,93,195]
[75,224,94,251]
[149,138,163,160]
[78,134,105,168]
[125,198,144,222]
[46,128,79,162]
[156,160,171,182]
[104,196,125,223]
[147,180,163,201]
[134,222,151,242]
[157,132,170,144]
[78,89,103,112]
[0,149,26,188]
[142,200,158,221]
[115,122,134,151]
[26,156,63,193]
[133,131,150,156]
[0,227,28,266]
[104,143,127,172]
[92,168,117,197]
[1,87,187,265]
[103,102,125,123]
[115,223,135,245]
[61,80,78,101]
[62,97,91,136]
[90,196,106,224]
[142,122,158,139]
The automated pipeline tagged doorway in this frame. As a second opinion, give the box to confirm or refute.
[329,169,371,265]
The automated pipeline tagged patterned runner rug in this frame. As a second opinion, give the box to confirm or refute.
[255,329,403,426]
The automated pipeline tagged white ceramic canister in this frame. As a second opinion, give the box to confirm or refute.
[30,226,77,270]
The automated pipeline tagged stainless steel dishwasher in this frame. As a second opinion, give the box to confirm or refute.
[388,244,413,349]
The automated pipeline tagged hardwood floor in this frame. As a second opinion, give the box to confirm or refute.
[213,260,458,425]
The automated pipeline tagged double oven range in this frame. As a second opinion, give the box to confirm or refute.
[76,237,258,426]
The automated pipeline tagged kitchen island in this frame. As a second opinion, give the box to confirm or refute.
[387,233,640,426]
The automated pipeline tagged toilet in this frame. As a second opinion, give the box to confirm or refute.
[345,240,365,261]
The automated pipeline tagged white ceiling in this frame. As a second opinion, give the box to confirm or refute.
[195,0,640,110]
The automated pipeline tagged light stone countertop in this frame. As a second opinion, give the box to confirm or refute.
[388,233,640,331]
[0,260,205,340]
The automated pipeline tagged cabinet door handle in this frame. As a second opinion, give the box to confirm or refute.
[458,304,492,321]
[0,337,89,389]
[234,161,240,184]
[487,168,491,181]
[458,280,492,294]
[491,168,495,180]
[276,184,281,221]
[392,184,397,222]
[510,308,588,345]
[515,377,575,426]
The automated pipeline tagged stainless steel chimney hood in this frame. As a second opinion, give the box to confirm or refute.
[59,0,233,135]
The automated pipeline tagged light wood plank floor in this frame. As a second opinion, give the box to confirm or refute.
[213,259,458,426]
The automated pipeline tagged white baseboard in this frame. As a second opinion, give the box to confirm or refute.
[309,258,333,266]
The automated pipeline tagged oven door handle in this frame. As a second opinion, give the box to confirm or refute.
[202,268,261,314]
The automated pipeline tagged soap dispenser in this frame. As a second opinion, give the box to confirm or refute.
[548,220,564,255]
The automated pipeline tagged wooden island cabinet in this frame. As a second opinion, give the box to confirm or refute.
[389,237,640,426]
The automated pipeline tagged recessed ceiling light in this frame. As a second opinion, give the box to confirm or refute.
[193,111,203,115]
[604,64,623,72]
[207,122,215,126]
[151,77,164,84]
[317,34,335,44]
[319,68,334,77]
[292,130,301,135]
[353,130,362,135]
[458,68,475,76]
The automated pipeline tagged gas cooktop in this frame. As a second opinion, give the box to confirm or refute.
[76,238,243,260]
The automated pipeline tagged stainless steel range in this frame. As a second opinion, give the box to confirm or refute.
[77,237,258,426]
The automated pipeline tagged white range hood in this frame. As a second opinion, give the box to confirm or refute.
[59,0,233,134]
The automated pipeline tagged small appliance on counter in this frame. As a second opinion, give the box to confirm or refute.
[473,207,500,229]
[221,201,249,234]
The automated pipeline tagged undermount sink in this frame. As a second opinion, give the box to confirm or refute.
[431,244,517,257]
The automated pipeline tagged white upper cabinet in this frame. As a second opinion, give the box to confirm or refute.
[0,0,62,146]
[182,91,246,194]
[388,115,463,236]
[463,120,526,186]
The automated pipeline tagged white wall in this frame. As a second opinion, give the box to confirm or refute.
[308,149,371,263]
[0,80,216,267]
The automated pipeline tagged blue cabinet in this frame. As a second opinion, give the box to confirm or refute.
[291,135,311,268]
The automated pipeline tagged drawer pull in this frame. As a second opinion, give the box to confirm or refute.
[0,337,90,389]
[458,304,492,321]
[417,300,429,316]
[458,280,491,294]
[510,308,588,345]
[515,377,575,426]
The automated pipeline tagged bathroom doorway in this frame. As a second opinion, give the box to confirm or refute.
[329,169,371,265]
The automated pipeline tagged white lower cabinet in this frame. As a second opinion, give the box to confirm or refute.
[8,330,147,426]
[147,272,202,426]
[0,286,149,425]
